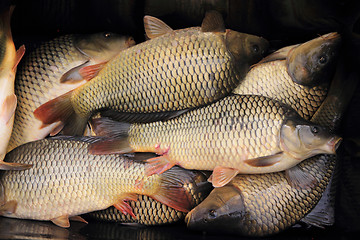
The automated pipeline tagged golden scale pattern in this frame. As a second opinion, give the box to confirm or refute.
[72,28,239,117]
[128,95,288,170]
[233,60,328,120]
[8,35,85,150]
[2,138,166,221]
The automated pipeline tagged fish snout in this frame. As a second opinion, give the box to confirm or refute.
[327,136,343,154]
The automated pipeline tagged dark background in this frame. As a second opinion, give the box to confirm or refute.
[1,0,360,239]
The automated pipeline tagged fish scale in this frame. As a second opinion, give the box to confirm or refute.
[127,95,285,171]
[8,33,134,152]
[8,35,85,151]
[233,60,328,120]
[73,28,237,117]
[0,137,196,225]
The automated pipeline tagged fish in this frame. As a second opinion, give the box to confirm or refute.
[0,137,198,228]
[185,49,357,237]
[88,94,341,188]
[0,6,28,170]
[86,169,212,225]
[33,11,269,136]
[6,32,135,152]
[233,32,341,120]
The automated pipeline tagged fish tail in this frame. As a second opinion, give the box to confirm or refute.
[151,166,199,213]
[33,90,88,136]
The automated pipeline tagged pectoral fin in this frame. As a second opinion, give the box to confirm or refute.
[244,152,283,167]
[0,161,33,170]
[144,15,173,39]
[0,94,17,124]
[69,215,88,224]
[78,62,107,81]
[113,193,138,219]
[88,137,133,155]
[0,200,17,215]
[51,215,70,228]
[210,167,239,188]
[13,45,26,71]
[59,61,89,83]
[285,165,318,190]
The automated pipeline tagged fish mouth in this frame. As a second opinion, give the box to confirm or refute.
[329,137,343,153]
[184,210,193,226]
[321,32,340,41]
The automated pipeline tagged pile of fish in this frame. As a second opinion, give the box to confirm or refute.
[0,5,355,237]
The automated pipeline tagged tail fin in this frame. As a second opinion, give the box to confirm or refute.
[33,90,88,136]
[150,166,201,213]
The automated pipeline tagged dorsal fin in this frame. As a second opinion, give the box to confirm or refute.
[201,10,225,33]
[144,16,173,39]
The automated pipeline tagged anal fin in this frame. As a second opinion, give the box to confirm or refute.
[113,193,138,219]
[69,215,88,224]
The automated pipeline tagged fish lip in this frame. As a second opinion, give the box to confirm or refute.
[329,137,342,153]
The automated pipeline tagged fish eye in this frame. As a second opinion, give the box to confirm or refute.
[252,44,259,53]
[311,126,319,134]
[103,32,112,38]
[318,56,327,64]
[208,209,217,218]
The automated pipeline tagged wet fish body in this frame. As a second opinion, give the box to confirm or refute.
[185,51,355,236]
[233,32,341,120]
[0,137,196,227]
[34,12,269,135]
[0,6,26,170]
[90,94,340,188]
[87,173,211,225]
[7,32,135,152]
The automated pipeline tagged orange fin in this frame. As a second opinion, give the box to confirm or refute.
[144,15,173,39]
[144,155,175,176]
[244,152,283,167]
[51,215,70,228]
[114,193,138,219]
[33,90,87,136]
[59,62,89,83]
[79,62,107,81]
[69,215,88,224]
[0,200,17,215]
[150,166,198,212]
[0,94,17,124]
[285,165,318,190]
[88,137,133,155]
[13,45,26,71]
[210,166,239,188]
[201,10,225,33]
[0,161,33,171]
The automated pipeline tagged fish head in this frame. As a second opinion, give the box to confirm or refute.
[225,30,269,65]
[287,32,341,87]
[280,116,342,160]
[185,185,248,234]
[74,32,136,63]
